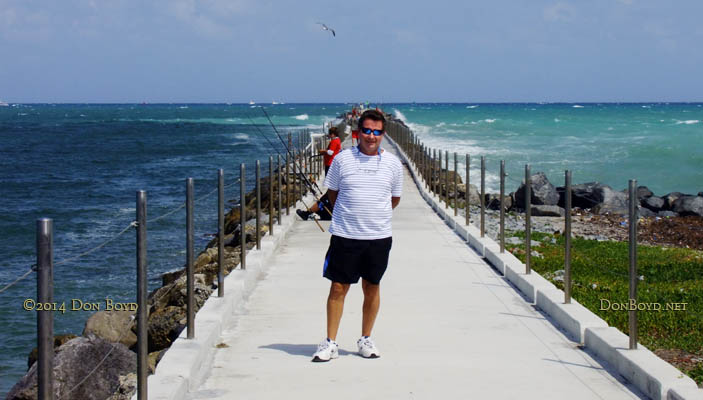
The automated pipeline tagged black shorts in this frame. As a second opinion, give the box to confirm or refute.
[323,235,393,285]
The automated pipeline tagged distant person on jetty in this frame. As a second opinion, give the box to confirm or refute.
[320,126,341,175]
[311,109,403,362]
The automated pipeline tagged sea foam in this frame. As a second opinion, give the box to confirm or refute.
[393,109,407,122]
[294,114,309,120]
[675,120,699,125]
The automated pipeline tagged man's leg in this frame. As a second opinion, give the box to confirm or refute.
[326,281,350,340]
[361,279,380,337]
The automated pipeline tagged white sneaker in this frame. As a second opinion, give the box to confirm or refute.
[312,339,339,362]
[357,337,380,358]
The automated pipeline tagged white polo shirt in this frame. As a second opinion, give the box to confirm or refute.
[324,146,403,240]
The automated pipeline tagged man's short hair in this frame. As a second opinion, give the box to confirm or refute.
[328,126,339,136]
[358,110,386,132]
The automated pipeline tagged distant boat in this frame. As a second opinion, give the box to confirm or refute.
[249,100,255,105]
[272,101,279,105]
[0,100,9,107]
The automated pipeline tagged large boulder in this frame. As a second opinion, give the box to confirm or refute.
[531,205,565,217]
[7,336,135,400]
[565,182,628,214]
[27,334,77,369]
[514,172,559,208]
[457,183,481,205]
[83,310,137,349]
[642,196,665,212]
[672,196,703,216]
[147,305,186,352]
[592,186,629,215]
[663,192,685,209]
[486,193,513,211]
[637,186,654,200]
[639,207,657,217]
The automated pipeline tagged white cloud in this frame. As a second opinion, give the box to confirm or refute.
[543,2,575,22]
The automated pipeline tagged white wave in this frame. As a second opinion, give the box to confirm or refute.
[554,118,560,123]
[406,122,431,136]
[294,114,309,120]
[180,106,188,109]
[466,105,479,109]
[641,105,651,108]
[572,105,584,108]
[393,109,407,122]
[435,122,446,127]
[607,127,614,131]
[483,119,496,123]
[234,133,250,140]
[675,120,700,125]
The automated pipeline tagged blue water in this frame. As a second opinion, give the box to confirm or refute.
[1,103,701,395]
[0,103,345,395]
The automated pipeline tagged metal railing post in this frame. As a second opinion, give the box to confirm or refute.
[218,170,224,297]
[438,150,442,200]
[432,149,436,194]
[466,154,470,226]
[629,179,638,349]
[565,170,572,304]
[277,155,282,225]
[525,165,532,273]
[37,218,54,400]
[240,163,246,269]
[445,150,449,209]
[269,156,274,235]
[256,160,261,250]
[186,178,194,339]
[136,192,147,400]
[454,152,458,215]
[480,156,486,237]
[500,161,505,253]
[285,150,290,215]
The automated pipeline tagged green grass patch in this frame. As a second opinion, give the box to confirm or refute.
[506,231,703,385]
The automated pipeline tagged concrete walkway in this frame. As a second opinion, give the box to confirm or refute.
[187,143,644,400]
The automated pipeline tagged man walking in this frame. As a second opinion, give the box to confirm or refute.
[312,109,403,362]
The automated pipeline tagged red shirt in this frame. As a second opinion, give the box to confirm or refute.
[324,137,341,166]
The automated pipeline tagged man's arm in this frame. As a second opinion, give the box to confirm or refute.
[327,190,338,207]
[391,196,400,209]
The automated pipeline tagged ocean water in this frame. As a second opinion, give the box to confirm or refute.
[0,103,701,395]
[390,103,703,194]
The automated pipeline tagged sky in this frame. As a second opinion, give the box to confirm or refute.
[1,0,702,103]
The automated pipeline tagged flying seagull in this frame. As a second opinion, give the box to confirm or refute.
[316,22,335,37]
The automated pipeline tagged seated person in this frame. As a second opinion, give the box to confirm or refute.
[296,192,333,221]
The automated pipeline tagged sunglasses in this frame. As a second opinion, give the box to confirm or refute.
[360,127,384,136]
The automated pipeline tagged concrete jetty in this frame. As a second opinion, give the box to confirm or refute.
[141,126,703,400]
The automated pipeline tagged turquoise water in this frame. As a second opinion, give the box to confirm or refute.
[0,103,701,395]
[391,103,702,194]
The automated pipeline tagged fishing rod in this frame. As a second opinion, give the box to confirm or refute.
[257,109,337,219]
[245,113,323,199]
[244,114,329,231]
[261,108,326,195]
